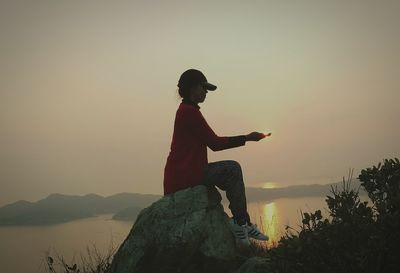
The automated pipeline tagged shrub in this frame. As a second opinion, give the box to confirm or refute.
[263,158,400,273]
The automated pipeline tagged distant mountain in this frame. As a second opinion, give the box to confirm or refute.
[245,178,366,202]
[0,179,366,225]
[0,192,161,226]
[112,206,143,221]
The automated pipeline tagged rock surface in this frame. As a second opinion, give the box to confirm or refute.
[233,257,271,273]
[109,185,250,273]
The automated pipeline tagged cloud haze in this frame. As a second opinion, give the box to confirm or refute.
[1,0,399,206]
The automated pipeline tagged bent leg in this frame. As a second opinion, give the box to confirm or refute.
[201,160,251,225]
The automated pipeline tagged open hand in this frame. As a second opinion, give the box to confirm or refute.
[246,132,271,142]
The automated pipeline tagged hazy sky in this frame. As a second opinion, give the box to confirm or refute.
[1,0,399,206]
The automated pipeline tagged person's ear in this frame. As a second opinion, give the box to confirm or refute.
[189,85,199,94]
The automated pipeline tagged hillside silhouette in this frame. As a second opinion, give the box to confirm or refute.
[0,192,159,225]
[0,179,365,225]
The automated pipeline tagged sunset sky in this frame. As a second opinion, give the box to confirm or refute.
[1,0,399,206]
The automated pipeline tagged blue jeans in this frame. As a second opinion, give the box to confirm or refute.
[200,160,251,225]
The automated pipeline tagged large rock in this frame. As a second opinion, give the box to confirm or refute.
[234,257,271,273]
[109,185,249,273]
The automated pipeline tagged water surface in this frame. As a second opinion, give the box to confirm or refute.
[0,196,328,273]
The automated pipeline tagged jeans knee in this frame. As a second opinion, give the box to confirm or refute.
[225,160,243,179]
[227,160,241,171]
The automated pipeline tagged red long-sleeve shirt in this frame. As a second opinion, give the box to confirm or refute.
[163,100,246,195]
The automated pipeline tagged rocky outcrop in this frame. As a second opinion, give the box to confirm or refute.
[233,257,271,273]
[109,185,251,273]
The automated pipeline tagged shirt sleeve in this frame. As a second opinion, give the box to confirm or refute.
[228,135,247,147]
[181,107,246,151]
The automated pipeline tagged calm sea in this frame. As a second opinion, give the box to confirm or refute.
[0,196,330,273]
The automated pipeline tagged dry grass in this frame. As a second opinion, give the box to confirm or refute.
[40,240,117,273]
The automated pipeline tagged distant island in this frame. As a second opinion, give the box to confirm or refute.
[245,178,365,202]
[112,206,144,221]
[0,192,160,226]
[0,179,365,226]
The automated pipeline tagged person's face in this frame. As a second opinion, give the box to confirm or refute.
[189,83,208,103]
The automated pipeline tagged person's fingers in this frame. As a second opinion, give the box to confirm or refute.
[256,133,265,141]
[249,132,269,141]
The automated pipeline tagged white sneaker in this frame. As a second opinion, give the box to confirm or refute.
[228,218,250,247]
[246,223,269,241]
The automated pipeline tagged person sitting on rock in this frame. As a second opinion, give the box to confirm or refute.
[163,68,270,246]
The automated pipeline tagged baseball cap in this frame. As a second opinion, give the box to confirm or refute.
[177,69,217,91]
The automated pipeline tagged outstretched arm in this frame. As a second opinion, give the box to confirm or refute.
[181,108,271,151]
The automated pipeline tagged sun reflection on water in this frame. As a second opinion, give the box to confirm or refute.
[262,202,279,247]
[262,182,277,189]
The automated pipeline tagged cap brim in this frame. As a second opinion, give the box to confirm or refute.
[203,82,217,91]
